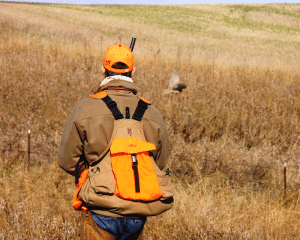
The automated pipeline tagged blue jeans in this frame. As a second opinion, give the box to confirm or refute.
[91,212,147,240]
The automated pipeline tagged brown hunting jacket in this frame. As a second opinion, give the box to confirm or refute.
[57,77,172,217]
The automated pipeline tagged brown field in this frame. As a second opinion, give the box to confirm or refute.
[1,2,300,239]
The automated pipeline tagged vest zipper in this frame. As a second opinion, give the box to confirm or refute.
[132,154,140,193]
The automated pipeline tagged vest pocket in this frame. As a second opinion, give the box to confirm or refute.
[157,173,175,199]
[89,171,115,195]
[150,158,175,200]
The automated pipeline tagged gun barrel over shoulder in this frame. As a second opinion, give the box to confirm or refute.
[130,37,136,52]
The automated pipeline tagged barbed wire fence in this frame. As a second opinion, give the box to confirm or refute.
[1,130,299,198]
[1,129,59,171]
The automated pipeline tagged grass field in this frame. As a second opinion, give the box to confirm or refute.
[1,2,300,239]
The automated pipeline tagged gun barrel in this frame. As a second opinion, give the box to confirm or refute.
[130,37,136,52]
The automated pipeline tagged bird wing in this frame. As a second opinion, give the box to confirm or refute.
[169,74,180,89]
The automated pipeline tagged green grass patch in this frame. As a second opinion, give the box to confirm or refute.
[230,4,300,19]
[41,4,218,34]
[220,9,300,35]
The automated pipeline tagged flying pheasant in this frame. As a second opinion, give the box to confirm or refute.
[163,74,188,94]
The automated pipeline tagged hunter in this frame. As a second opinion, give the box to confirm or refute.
[58,43,174,240]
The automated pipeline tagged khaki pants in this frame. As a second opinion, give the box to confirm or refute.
[79,211,143,240]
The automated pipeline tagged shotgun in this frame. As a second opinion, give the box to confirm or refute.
[130,37,136,52]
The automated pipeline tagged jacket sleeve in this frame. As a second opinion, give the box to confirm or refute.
[149,106,170,171]
[156,118,170,170]
[57,104,85,176]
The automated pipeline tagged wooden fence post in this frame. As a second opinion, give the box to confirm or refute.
[283,162,287,198]
[28,129,30,172]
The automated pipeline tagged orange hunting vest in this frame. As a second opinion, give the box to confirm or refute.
[73,91,164,210]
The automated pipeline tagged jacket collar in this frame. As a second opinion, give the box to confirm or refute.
[96,76,138,94]
[100,76,133,87]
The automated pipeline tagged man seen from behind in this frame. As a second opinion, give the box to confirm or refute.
[58,43,174,240]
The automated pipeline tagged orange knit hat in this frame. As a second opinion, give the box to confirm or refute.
[103,44,134,73]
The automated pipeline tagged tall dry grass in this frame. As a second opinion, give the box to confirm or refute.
[1,3,300,239]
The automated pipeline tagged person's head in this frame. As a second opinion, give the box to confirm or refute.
[102,44,135,78]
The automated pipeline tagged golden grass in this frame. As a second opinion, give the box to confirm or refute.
[1,2,300,239]
[0,3,299,71]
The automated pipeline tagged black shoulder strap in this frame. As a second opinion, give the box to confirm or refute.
[101,95,124,120]
[132,99,149,121]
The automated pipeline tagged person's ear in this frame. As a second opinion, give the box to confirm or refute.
[132,67,135,76]
[102,65,106,76]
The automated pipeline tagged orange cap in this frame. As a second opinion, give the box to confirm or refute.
[103,44,134,73]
